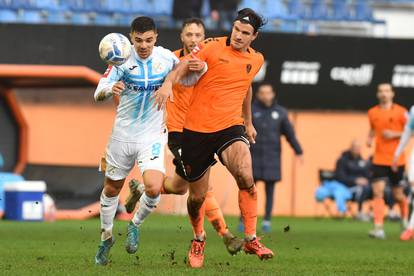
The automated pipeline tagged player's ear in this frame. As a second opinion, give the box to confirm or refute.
[251,31,258,42]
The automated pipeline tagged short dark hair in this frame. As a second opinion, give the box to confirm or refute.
[258,82,274,92]
[181,17,205,31]
[234,8,266,33]
[131,16,157,33]
[377,82,394,91]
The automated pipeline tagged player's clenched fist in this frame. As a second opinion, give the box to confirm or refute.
[112,81,125,96]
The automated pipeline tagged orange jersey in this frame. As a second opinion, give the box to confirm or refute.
[166,49,193,132]
[368,104,407,166]
[184,37,264,133]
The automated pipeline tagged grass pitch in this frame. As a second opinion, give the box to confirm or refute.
[0,215,413,275]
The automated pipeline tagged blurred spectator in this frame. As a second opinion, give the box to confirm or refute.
[173,0,203,25]
[315,140,371,219]
[241,83,303,233]
[209,0,240,30]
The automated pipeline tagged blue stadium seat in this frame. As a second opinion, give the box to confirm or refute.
[331,0,352,21]
[0,9,18,22]
[310,0,329,20]
[130,0,152,15]
[94,12,114,25]
[354,1,373,21]
[20,9,45,23]
[262,0,289,19]
[152,0,173,16]
[47,11,68,24]
[287,0,308,19]
[71,11,90,24]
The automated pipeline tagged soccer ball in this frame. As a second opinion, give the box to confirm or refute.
[98,33,132,66]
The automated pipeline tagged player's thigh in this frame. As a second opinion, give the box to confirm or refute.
[220,141,253,189]
[102,138,135,182]
[170,172,189,194]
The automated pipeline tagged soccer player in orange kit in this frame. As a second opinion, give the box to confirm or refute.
[125,17,244,255]
[153,8,274,268]
[367,83,409,239]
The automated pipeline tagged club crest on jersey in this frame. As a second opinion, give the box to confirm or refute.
[192,44,203,54]
[246,64,252,73]
[153,61,165,74]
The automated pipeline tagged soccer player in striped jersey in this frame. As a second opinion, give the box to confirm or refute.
[94,17,185,265]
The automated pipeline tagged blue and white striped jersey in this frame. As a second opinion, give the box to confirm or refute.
[94,45,179,142]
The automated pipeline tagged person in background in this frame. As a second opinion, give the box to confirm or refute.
[315,140,371,219]
[367,83,408,239]
[243,82,303,233]
[209,0,240,30]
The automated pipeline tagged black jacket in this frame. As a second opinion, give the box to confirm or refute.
[250,101,303,182]
[173,0,203,19]
[335,150,370,187]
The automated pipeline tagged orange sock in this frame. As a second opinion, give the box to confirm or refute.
[204,190,228,236]
[373,197,385,226]
[239,185,257,238]
[187,197,206,238]
[399,196,409,220]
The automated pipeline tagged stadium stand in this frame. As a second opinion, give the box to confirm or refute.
[0,0,399,34]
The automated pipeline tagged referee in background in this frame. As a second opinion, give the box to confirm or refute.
[240,82,303,232]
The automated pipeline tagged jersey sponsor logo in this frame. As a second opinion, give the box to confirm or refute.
[192,45,202,54]
[246,64,252,73]
[103,66,113,77]
[281,61,320,85]
[126,83,162,92]
[330,64,374,86]
[392,65,414,88]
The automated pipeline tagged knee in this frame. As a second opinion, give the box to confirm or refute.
[235,167,254,189]
[189,192,206,204]
[145,186,160,197]
[104,180,123,197]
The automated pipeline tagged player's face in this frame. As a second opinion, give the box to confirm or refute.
[181,23,205,54]
[130,30,158,59]
[257,85,275,107]
[230,21,258,51]
[376,84,394,104]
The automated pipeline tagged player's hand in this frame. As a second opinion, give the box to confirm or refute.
[355,177,369,186]
[188,54,205,72]
[391,158,399,172]
[383,129,397,139]
[112,81,125,96]
[245,123,257,144]
[151,83,173,111]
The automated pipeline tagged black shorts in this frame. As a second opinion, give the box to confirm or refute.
[181,125,249,182]
[371,164,404,187]
[167,132,187,180]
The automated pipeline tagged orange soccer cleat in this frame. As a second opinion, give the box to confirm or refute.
[243,237,274,260]
[400,229,414,241]
[187,239,206,268]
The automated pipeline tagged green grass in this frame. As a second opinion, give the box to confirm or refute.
[0,215,413,275]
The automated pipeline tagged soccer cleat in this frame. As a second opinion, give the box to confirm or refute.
[125,221,140,254]
[243,237,274,260]
[368,228,386,239]
[223,235,244,255]
[187,239,206,268]
[125,179,145,213]
[400,229,414,241]
[95,237,115,265]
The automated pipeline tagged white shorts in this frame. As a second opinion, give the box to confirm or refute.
[409,151,414,183]
[100,134,167,181]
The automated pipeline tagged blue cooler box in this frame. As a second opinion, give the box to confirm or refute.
[4,181,46,221]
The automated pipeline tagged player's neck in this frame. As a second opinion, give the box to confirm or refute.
[379,102,393,109]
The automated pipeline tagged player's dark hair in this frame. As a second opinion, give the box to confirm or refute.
[234,8,266,33]
[131,16,157,33]
[181,17,205,31]
[258,81,274,90]
[377,82,394,92]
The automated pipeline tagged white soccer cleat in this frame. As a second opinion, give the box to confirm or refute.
[368,228,386,239]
